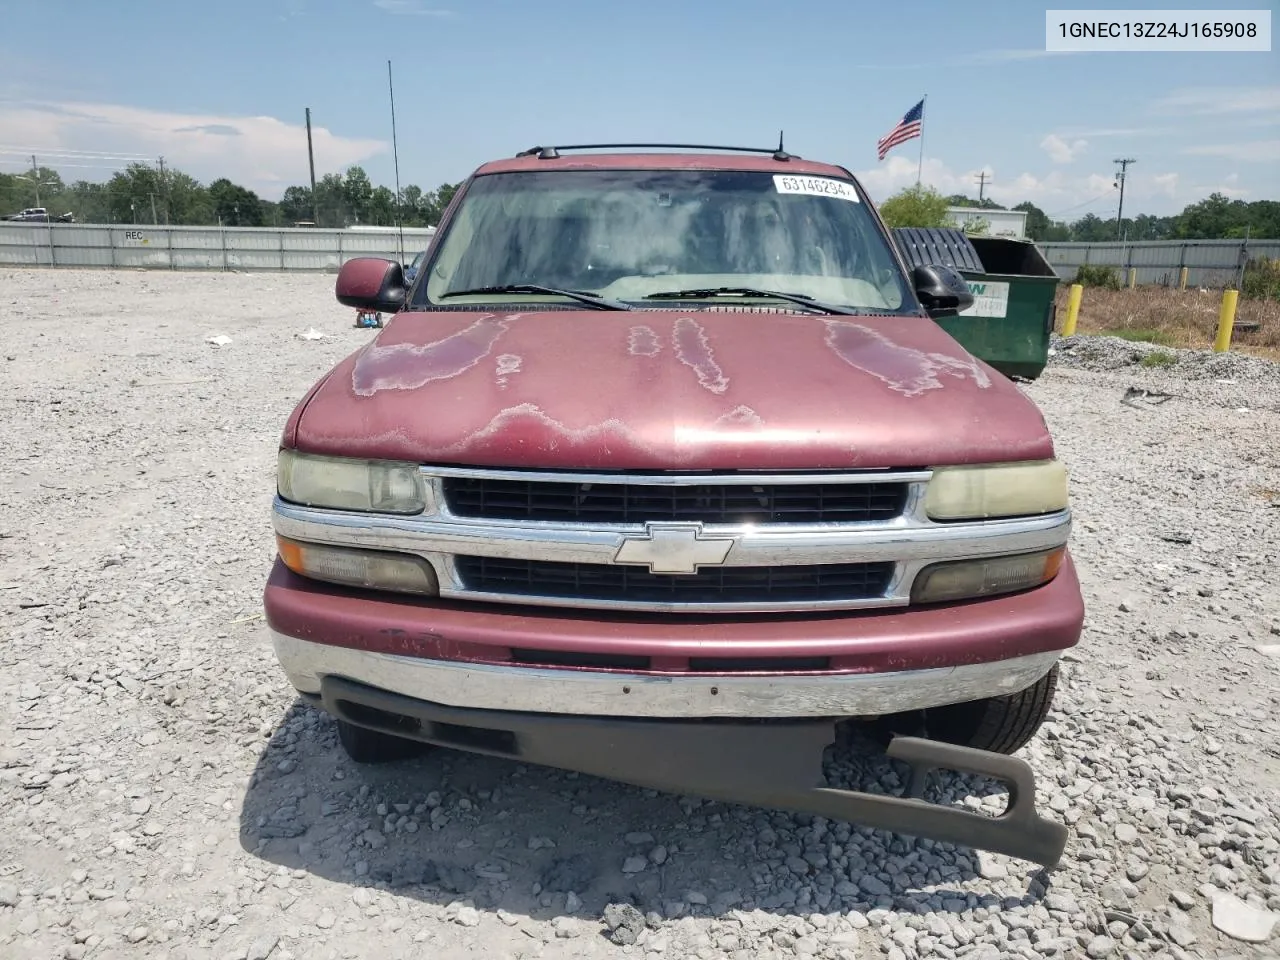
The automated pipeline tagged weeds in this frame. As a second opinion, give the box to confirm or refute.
[1243,256,1280,302]
[1056,284,1280,359]
[1075,264,1122,289]
[1139,350,1178,368]
[1105,328,1177,346]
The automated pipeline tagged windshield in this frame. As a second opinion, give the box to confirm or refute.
[417,169,914,313]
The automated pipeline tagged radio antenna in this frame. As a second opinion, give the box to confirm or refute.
[388,59,405,266]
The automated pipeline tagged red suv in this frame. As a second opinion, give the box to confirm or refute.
[263,143,1083,866]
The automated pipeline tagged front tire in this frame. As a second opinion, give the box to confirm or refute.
[336,719,431,764]
[875,663,1059,756]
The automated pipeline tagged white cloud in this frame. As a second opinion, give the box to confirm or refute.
[856,155,1111,212]
[1151,172,1179,197]
[1040,133,1088,163]
[1153,86,1280,115]
[850,48,1084,71]
[372,0,452,15]
[1181,140,1280,163]
[851,155,1235,217]
[965,48,1083,63]
[855,155,978,200]
[0,100,386,198]
[1050,126,1173,138]
[1189,173,1249,199]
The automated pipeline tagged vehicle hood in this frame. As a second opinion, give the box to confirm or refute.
[288,309,1054,470]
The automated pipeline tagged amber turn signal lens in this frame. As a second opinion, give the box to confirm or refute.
[276,535,439,595]
[911,547,1066,604]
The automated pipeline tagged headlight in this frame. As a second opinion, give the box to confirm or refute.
[911,547,1065,604]
[924,459,1068,521]
[276,535,439,595]
[277,449,425,514]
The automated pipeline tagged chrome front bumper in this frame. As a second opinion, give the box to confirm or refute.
[273,630,1061,719]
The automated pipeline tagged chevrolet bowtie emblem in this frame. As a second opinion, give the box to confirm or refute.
[613,522,734,575]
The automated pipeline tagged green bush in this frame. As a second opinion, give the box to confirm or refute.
[1242,256,1280,301]
[1140,350,1177,368]
[1075,264,1121,289]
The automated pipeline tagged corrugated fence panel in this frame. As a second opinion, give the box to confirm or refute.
[1040,239,1280,287]
[111,227,172,269]
[0,223,53,266]
[0,222,438,273]
[6,225,1275,284]
[225,230,285,250]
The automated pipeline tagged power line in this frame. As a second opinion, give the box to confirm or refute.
[0,146,152,160]
[0,158,130,170]
[1047,190,1115,219]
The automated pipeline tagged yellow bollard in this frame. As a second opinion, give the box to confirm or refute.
[1128,268,1137,289]
[1214,289,1239,353]
[1179,266,1188,291]
[1062,283,1083,336]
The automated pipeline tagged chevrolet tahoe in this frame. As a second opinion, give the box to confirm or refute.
[263,142,1084,866]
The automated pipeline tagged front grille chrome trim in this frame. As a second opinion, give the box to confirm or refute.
[424,465,934,486]
[272,486,1072,613]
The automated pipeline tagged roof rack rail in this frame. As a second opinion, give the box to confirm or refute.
[516,134,797,162]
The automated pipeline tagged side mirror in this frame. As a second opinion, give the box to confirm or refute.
[912,264,974,318]
[336,257,406,313]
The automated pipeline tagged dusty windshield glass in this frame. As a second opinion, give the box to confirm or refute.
[419,169,912,312]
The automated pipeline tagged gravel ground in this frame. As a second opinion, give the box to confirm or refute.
[2,268,1278,960]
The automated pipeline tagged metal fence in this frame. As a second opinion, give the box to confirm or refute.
[5,223,1277,290]
[0,222,437,272]
[1038,238,1280,289]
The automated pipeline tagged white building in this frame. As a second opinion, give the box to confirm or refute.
[946,206,1028,239]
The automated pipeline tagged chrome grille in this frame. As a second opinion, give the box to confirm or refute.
[455,556,895,605]
[442,476,908,524]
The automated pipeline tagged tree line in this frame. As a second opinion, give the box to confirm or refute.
[0,161,458,229]
[878,184,1279,241]
[3,161,1276,240]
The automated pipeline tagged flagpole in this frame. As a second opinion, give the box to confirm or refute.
[916,95,926,187]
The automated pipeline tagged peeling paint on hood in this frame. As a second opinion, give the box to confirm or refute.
[351,313,515,396]
[824,320,992,397]
[627,325,662,357]
[292,309,1054,470]
[672,316,729,395]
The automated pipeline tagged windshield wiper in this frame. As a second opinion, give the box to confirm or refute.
[440,284,633,311]
[642,287,857,316]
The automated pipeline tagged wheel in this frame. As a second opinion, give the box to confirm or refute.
[335,719,431,764]
[874,663,1059,756]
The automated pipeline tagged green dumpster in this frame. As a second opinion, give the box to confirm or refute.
[893,228,1060,381]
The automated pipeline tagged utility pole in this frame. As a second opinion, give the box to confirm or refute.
[157,156,169,224]
[17,155,57,208]
[30,155,39,204]
[305,107,319,226]
[975,171,990,204]
[1113,158,1136,239]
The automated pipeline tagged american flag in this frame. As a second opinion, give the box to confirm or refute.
[877,99,924,161]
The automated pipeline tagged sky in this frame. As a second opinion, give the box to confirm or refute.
[0,0,1277,219]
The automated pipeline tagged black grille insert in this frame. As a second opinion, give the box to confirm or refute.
[442,476,907,524]
[455,557,894,605]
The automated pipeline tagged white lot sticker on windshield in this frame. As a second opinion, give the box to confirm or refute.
[773,174,860,202]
